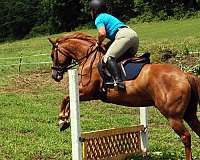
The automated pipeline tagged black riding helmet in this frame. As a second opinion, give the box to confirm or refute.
[90,0,106,12]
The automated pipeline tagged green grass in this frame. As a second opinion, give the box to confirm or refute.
[0,18,200,159]
[131,19,200,41]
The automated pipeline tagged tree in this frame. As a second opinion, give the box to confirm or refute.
[183,0,198,8]
[0,0,40,40]
[0,0,199,42]
[41,0,82,33]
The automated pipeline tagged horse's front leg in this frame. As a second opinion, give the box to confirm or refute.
[59,95,70,131]
[58,85,94,131]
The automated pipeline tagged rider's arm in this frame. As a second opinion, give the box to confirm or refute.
[97,27,106,45]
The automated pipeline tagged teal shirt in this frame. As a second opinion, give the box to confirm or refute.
[95,13,126,41]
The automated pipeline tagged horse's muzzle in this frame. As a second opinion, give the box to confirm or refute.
[52,70,63,82]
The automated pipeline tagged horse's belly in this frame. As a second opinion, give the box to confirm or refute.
[106,93,154,107]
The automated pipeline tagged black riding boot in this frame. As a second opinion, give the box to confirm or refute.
[106,56,125,89]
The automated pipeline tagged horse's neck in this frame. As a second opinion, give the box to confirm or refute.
[78,50,103,87]
[63,40,91,62]
[64,40,104,65]
[61,37,107,69]
[80,49,104,68]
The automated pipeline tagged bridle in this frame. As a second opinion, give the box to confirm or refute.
[52,42,93,71]
[51,41,99,78]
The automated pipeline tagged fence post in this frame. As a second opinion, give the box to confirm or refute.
[18,51,23,74]
[140,107,148,152]
[69,69,82,160]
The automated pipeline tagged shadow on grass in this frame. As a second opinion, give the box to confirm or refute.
[127,152,184,160]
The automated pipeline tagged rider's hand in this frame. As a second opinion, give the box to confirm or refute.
[93,41,100,51]
[95,42,99,48]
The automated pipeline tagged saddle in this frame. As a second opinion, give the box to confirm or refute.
[98,52,150,89]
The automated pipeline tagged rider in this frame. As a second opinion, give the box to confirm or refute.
[90,0,139,89]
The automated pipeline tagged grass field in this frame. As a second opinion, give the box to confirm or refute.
[0,18,200,159]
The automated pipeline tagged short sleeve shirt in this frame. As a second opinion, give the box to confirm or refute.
[95,13,126,41]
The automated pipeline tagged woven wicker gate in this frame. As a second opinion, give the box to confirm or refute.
[81,125,144,160]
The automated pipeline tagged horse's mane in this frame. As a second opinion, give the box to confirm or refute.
[56,32,97,44]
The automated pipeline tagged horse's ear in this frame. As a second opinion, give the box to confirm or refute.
[48,38,56,46]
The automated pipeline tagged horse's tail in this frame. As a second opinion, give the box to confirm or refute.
[187,73,200,105]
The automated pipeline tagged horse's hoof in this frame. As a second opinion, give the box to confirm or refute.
[59,121,70,132]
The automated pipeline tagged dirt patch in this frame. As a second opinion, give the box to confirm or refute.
[1,52,199,94]
[179,54,198,67]
[29,155,45,160]
[0,70,69,94]
[30,154,58,160]
[160,50,198,67]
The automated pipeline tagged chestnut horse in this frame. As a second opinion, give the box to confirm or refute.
[49,32,200,160]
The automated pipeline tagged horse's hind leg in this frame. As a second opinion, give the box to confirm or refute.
[185,115,200,137]
[169,118,192,160]
[59,95,70,131]
[184,103,200,137]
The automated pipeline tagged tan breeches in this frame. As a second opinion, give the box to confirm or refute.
[103,27,139,63]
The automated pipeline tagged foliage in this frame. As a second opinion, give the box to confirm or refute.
[0,0,41,41]
[79,0,135,22]
[28,24,50,38]
[0,0,82,41]
[106,0,135,21]
[134,0,199,22]
[0,0,200,41]
[40,0,82,33]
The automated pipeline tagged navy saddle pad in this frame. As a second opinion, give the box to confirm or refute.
[98,52,150,82]
[121,62,147,81]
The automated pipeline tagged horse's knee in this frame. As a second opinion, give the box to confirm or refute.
[169,118,191,145]
[59,109,70,121]
[62,96,69,103]
[181,131,191,147]
[59,114,67,120]
[60,96,69,109]
[59,96,70,117]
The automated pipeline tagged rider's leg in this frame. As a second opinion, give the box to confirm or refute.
[106,56,124,88]
[103,28,139,88]
[103,28,139,63]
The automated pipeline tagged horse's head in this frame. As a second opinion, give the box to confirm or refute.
[48,33,106,82]
[48,38,73,82]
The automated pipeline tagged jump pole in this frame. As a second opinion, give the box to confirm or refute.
[140,107,148,152]
[69,69,148,160]
[69,69,82,160]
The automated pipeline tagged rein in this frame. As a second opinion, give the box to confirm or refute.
[80,45,99,86]
[52,42,96,71]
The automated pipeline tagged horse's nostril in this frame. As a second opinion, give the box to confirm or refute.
[52,75,61,82]
[52,71,63,82]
